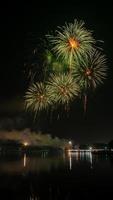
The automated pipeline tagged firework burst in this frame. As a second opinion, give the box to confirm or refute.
[44,50,68,74]
[47,73,80,105]
[72,50,107,112]
[73,50,107,90]
[46,19,95,70]
[25,82,53,114]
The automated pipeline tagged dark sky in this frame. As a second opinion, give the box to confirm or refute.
[0,1,113,143]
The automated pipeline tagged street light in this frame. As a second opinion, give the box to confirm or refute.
[69,141,72,145]
[89,146,92,151]
[23,142,28,147]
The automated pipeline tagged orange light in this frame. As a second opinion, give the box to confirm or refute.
[68,38,79,49]
[85,69,92,76]
[23,142,28,146]
[37,95,44,101]
[40,95,44,99]
[60,87,67,96]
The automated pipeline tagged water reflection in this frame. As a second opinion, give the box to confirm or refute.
[0,152,113,199]
[0,155,64,174]
[23,153,27,167]
[30,197,39,200]
[69,152,72,170]
[68,151,93,170]
[0,152,112,175]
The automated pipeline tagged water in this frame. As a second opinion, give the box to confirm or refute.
[0,152,113,199]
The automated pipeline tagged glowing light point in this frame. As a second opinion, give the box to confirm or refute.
[68,38,79,49]
[69,141,72,145]
[89,146,92,151]
[23,142,28,147]
[40,95,44,99]
[85,69,92,76]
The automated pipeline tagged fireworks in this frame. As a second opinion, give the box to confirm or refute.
[44,50,68,74]
[72,50,107,113]
[46,19,95,70]
[73,50,107,91]
[47,73,80,105]
[25,19,108,116]
[25,74,80,113]
[25,82,53,114]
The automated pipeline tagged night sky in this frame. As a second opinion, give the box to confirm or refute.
[0,2,113,143]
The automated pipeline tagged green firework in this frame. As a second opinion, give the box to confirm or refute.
[44,50,68,74]
[46,19,95,69]
[47,73,80,105]
[72,50,107,113]
[25,82,53,113]
[73,50,107,91]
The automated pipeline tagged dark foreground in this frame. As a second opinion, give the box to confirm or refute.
[0,152,113,200]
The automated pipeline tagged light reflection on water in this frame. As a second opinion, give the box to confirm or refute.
[0,152,112,174]
[68,151,93,170]
[0,154,65,174]
[0,152,113,199]
[24,153,27,167]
